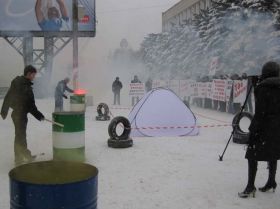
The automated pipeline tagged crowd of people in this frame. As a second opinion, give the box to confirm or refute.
[190,72,254,115]
[112,75,152,106]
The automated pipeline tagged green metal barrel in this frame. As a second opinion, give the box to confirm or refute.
[52,111,85,162]
[70,94,86,111]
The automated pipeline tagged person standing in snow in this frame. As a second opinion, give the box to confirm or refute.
[145,77,153,92]
[238,61,280,198]
[1,65,45,165]
[228,73,241,114]
[131,75,141,106]
[112,77,123,105]
[241,72,254,113]
[54,77,74,111]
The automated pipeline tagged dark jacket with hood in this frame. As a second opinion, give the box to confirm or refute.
[1,76,44,121]
[246,76,280,161]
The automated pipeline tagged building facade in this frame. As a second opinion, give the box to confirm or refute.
[162,0,212,32]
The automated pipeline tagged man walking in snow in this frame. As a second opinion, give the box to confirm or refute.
[112,77,123,105]
[54,77,74,111]
[1,65,45,165]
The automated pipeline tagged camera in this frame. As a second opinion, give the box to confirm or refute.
[248,75,261,87]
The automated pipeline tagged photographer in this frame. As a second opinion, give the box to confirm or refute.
[239,61,280,198]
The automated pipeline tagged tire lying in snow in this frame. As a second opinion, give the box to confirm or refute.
[232,111,254,144]
[107,116,133,148]
[96,103,110,121]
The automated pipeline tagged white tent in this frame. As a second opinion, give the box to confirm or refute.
[128,88,199,137]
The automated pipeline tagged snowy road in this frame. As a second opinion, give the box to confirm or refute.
[0,98,279,209]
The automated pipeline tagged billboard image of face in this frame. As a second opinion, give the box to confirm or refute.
[0,0,95,35]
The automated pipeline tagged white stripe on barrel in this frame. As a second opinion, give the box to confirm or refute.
[52,111,85,162]
[52,132,85,148]
[70,94,86,112]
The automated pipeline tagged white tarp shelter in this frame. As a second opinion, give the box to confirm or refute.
[128,88,199,137]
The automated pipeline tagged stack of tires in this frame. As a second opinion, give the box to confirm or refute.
[96,103,110,121]
[232,111,254,144]
[108,116,133,148]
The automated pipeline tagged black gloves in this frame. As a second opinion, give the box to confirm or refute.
[1,104,9,120]
[63,95,68,99]
[38,112,45,121]
[1,112,7,120]
[34,111,45,121]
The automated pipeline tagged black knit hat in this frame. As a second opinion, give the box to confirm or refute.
[261,61,280,79]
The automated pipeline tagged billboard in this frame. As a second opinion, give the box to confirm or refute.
[0,0,95,37]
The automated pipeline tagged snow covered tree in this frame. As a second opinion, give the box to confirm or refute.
[139,0,280,78]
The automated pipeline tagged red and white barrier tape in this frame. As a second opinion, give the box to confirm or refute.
[108,107,230,123]
[130,124,231,130]
[193,112,230,123]
[110,106,131,110]
[96,106,233,130]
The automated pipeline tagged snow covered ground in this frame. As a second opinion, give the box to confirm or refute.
[0,98,279,209]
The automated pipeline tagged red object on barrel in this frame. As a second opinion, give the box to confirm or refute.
[74,88,87,95]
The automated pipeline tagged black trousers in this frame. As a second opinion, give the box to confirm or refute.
[246,159,277,188]
[11,111,31,161]
[114,92,120,105]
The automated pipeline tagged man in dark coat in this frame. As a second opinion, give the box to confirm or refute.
[54,77,74,111]
[1,65,45,165]
[239,61,280,198]
[112,77,123,105]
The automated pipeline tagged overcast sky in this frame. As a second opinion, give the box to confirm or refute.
[94,0,179,52]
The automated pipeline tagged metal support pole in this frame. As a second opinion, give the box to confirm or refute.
[73,0,79,90]
[23,37,33,66]
[44,37,54,88]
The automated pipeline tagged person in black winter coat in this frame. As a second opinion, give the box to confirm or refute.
[0,65,45,165]
[54,77,74,111]
[238,61,280,198]
[112,77,123,105]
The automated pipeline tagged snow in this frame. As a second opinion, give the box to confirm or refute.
[0,98,280,209]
